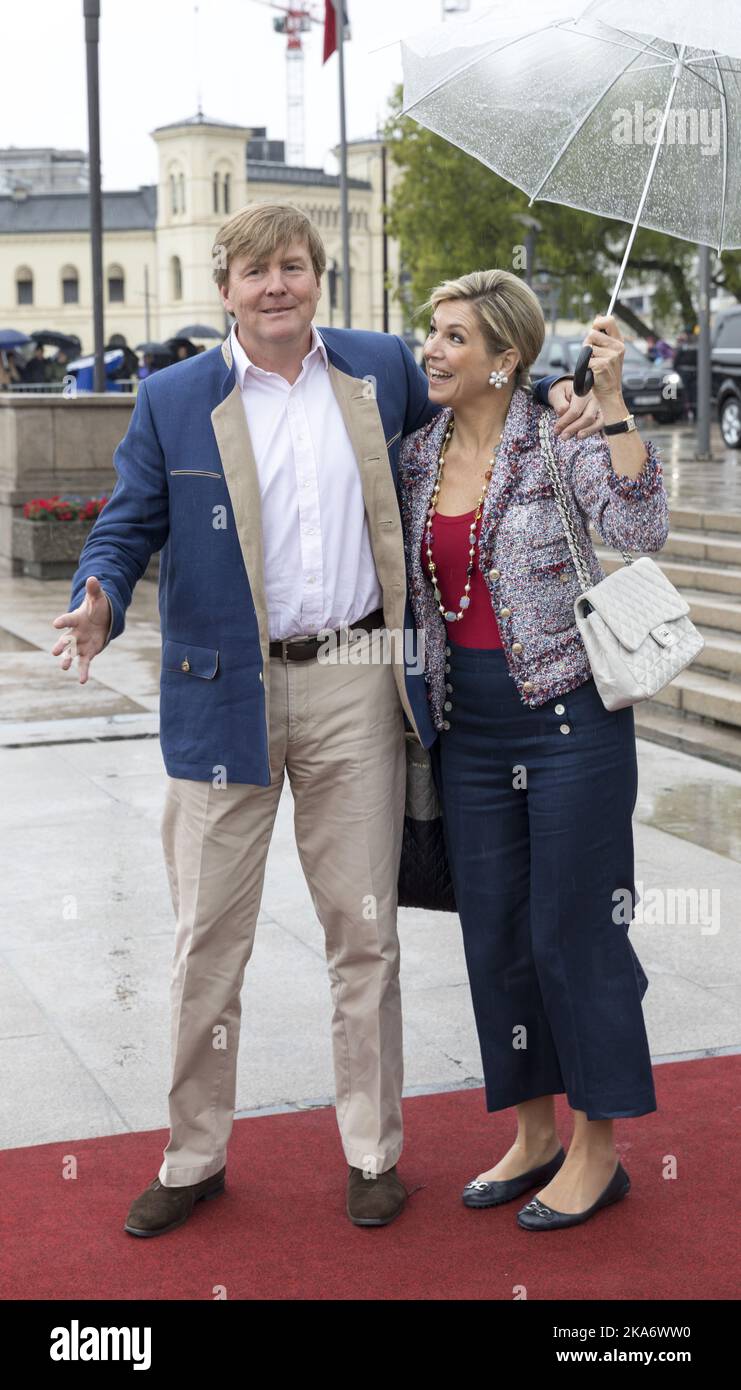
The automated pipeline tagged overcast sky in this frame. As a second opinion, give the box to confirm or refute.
[0,0,450,188]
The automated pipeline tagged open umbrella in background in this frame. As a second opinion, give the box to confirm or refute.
[0,329,31,351]
[165,337,199,359]
[401,0,741,392]
[29,330,82,354]
[135,341,173,358]
[174,323,221,339]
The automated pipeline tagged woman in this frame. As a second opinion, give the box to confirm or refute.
[398,270,668,1232]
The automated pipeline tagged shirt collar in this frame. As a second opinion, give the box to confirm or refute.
[229,320,328,389]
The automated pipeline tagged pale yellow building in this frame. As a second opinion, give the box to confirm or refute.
[0,115,406,354]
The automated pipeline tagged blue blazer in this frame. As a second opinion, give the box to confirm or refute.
[69,329,560,784]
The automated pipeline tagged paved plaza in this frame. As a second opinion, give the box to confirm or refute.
[1,420,740,1155]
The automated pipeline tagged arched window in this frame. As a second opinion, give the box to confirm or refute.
[15,267,33,306]
[61,264,79,304]
[171,255,183,301]
[179,173,186,214]
[170,173,177,216]
[213,171,219,214]
[107,264,125,303]
[223,172,230,214]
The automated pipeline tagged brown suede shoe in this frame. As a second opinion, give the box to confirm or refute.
[124,1167,226,1237]
[346,1164,407,1227]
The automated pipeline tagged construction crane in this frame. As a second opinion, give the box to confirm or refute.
[248,2,324,168]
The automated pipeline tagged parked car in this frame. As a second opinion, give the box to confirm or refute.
[711,307,741,448]
[530,333,684,423]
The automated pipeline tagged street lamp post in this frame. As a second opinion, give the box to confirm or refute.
[334,1,351,327]
[695,244,713,461]
[83,1,105,393]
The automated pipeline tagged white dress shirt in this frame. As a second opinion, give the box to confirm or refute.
[229,321,383,642]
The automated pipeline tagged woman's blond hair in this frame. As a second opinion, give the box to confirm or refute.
[421,269,546,390]
[211,202,326,290]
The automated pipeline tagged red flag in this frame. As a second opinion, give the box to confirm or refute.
[323,1,348,64]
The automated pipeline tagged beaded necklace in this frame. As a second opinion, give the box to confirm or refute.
[424,417,503,623]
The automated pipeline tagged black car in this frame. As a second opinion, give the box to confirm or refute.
[530,334,684,423]
[711,307,741,448]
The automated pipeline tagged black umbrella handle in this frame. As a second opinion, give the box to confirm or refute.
[573,345,594,397]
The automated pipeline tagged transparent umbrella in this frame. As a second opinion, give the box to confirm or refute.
[401,0,741,390]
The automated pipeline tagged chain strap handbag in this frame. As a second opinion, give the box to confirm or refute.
[538,415,704,711]
[397,733,457,913]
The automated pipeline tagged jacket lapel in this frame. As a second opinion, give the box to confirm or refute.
[210,347,272,721]
[327,359,420,735]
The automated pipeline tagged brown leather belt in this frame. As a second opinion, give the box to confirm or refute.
[268,608,386,662]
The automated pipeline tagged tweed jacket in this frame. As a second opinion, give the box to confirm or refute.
[398,388,669,727]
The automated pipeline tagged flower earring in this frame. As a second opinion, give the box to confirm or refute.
[488,368,509,388]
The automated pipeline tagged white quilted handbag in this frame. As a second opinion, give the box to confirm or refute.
[538,416,705,711]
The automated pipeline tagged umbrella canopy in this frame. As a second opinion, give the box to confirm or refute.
[165,337,199,358]
[401,0,741,389]
[401,1,741,254]
[587,0,741,61]
[174,323,222,339]
[0,329,31,350]
[135,341,173,356]
[29,330,81,353]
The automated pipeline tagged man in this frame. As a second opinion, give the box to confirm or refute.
[53,202,599,1235]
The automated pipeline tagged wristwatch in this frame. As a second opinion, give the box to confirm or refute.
[602,412,637,436]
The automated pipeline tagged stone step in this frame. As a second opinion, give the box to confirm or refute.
[684,591,741,636]
[634,703,741,773]
[668,507,741,535]
[647,669,741,728]
[694,627,741,681]
[658,530,741,568]
[597,550,741,598]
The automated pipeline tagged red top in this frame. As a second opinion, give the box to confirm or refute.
[421,509,503,649]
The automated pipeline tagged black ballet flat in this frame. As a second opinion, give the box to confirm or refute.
[461,1147,566,1208]
[516,1160,630,1231]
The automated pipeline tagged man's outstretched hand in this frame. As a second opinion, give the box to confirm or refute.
[52,575,111,684]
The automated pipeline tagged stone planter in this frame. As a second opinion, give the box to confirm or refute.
[12,517,95,580]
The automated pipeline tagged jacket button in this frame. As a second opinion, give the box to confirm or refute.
[442,720,451,730]
[445,646,451,656]
[445,663,451,673]
[181,658,190,672]
[512,641,523,654]
[488,568,500,580]
[446,682,453,692]
[258,672,263,683]
[522,680,534,693]
[444,701,452,711]
[554,702,565,714]
[500,607,511,618]
[560,723,571,734]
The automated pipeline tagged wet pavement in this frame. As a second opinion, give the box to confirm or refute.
[649,421,741,510]
[1,438,740,1149]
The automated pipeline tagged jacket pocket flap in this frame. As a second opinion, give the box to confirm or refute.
[162,639,219,678]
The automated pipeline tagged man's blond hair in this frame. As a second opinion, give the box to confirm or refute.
[212,202,326,290]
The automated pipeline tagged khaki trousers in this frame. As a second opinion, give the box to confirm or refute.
[157,627,407,1186]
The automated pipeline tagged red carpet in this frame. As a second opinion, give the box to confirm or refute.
[2,1055,737,1301]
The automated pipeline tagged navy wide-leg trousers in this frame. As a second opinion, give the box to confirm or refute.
[434,643,657,1121]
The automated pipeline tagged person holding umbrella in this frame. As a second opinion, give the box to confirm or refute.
[399,268,668,1230]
